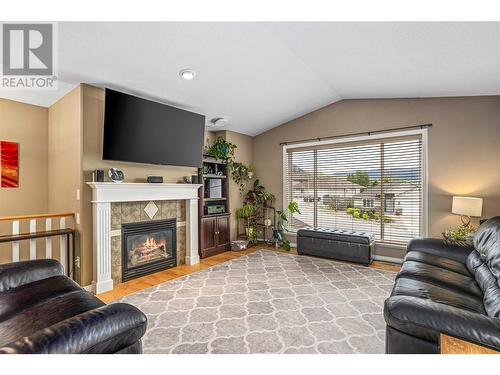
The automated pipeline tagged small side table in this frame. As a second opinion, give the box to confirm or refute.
[440,334,499,354]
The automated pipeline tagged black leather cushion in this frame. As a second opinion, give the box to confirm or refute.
[0,260,147,354]
[0,275,82,322]
[404,251,470,276]
[0,259,63,292]
[467,216,500,317]
[297,227,374,244]
[0,288,104,347]
[397,260,483,298]
[0,304,147,354]
[391,277,486,314]
[407,238,474,263]
[385,295,500,351]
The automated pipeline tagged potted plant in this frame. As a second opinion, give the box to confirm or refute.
[230,162,255,194]
[207,137,254,193]
[206,137,237,160]
[245,179,275,207]
[274,201,301,251]
[236,204,258,243]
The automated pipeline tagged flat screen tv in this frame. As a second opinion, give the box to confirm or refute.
[103,88,205,168]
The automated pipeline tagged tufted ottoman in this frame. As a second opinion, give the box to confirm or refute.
[297,227,375,266]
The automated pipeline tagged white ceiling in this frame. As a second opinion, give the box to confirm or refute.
[1,22,499,136]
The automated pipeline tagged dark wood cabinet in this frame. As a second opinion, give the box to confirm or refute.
[201,216,217,253]
[216,215,229,248]
[198,154,231,259]
[200,214,230,258]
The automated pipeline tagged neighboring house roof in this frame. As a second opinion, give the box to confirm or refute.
[354,181,419,199]
[292,175,363,191]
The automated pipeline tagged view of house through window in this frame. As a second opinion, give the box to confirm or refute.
[284,133,424,244]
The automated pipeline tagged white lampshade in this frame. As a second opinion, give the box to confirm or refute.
[452,196,483,217]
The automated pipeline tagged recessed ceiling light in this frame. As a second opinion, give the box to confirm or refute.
[207,117,228,129]
[179,69,196,80]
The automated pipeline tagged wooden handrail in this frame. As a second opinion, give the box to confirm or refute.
[0,212,75,222]
[0,228,75,243]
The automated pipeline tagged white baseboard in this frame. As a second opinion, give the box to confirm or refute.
[373,255,403,264]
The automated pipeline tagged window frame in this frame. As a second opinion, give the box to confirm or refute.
[282,128,428,243]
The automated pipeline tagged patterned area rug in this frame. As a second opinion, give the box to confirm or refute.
[119,250,396,354]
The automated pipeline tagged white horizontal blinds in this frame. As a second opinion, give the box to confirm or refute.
[284,134,423,244]
[317,143,382,239]
[287,150,315,230]
[380,138,422,243]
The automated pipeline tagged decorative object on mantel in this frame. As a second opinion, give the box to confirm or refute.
[108,167,124,183]
[93,169,105,182]
[442,195,483,244]
[0,141,19,188]
[147,175,163,183]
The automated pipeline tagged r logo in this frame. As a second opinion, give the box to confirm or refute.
[2,24,53,76]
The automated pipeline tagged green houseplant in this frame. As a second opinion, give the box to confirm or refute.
[236,180,276,244]
[275,201,301,251]
[206,137,237,160]
[230,162,255,194]
[236,204,257,242]
[207,137,254,193]
[443,224,477,242]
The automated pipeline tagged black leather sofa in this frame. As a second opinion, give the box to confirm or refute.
[384,216,500,354]
[0,259,147,354]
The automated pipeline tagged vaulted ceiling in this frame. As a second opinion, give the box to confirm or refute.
[1,22,499,135]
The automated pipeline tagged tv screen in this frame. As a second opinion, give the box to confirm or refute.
[103,89,205,168]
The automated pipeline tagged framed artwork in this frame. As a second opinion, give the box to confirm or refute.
[0,141,19,188]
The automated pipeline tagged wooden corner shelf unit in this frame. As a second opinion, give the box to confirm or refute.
[198,155,231,258]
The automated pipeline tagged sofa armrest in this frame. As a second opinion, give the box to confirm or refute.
[0,303,147,354]
[385,295,500,351]
[407,238,474,263]
[0,259,64,292]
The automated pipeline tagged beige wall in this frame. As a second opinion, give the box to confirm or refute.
[253,96,500,258]
[0,99,49,216]
[0,99,49,264]
[47,86,83,278]
[215,130,254,240]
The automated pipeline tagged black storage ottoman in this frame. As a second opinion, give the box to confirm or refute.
[297,227,375,266]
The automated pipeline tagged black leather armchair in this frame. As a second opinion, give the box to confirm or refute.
[384,217,500,354]
[0,259,147,354]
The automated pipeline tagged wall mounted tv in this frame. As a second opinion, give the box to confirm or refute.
[103,88,205,168]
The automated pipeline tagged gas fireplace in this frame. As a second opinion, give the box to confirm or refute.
[122,219,177,281]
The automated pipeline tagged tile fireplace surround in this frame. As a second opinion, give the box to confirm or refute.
[87,182,202,294]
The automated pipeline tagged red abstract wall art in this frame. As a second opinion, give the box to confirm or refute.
[0,141,19,188]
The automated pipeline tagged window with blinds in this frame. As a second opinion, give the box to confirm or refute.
[284,133,424,244]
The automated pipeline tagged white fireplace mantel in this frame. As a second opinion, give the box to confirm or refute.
[87,182,202,294]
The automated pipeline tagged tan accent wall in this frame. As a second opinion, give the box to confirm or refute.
[253,97,500,258]
[0,99,49,264]
[219,130,254,240]
[47,86,83,276]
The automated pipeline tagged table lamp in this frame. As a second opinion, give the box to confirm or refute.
[452,196,483,226]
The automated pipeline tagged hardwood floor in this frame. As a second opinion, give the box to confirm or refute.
[97,246,400,303]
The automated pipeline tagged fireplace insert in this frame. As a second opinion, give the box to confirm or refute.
[122,218,177,281]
